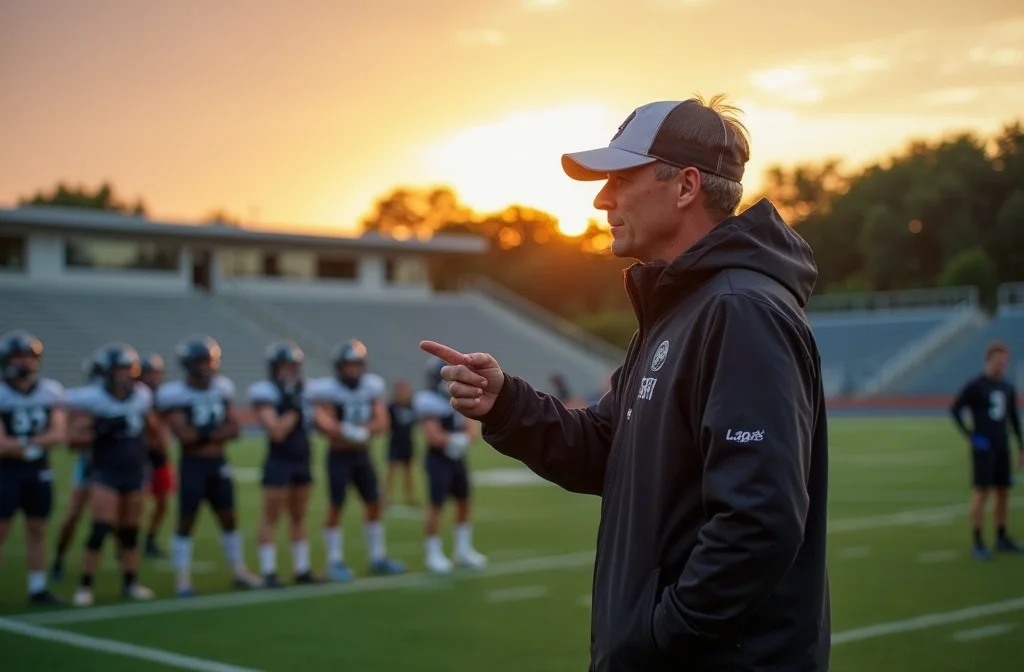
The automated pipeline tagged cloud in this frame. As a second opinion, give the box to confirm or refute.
[745,19,1024,115]
[454,29,507,48]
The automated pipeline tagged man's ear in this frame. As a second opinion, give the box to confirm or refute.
[676,167,702,209]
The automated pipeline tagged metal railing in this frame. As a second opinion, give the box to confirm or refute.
[997,283,1024,315]
[807,286,979,313]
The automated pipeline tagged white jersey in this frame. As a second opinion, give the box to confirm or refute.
[308,374,385,425]
[0,378,65,463]
[155,375,236,433]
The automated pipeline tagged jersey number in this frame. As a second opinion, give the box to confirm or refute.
[124,412,144,437]
[191,401,226,429]
[343,402,372,425]
[989,391,1007,422]
[10,407,48,437]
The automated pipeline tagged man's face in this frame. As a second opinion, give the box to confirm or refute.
[987,351,1009,378]
[394,380,411,404]
[592,164,684,262]
[141,369,164,390]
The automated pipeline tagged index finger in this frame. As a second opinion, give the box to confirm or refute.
[419,340,470,366]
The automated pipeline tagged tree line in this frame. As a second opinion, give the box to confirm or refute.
[16,117,1023,348]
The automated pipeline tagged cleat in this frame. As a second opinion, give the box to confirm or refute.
[50,561,63,583]
[455,548,488,570]
[233,569,263,590]
[124,584,155,601]
[370,557,406,576]
[329,562,354,583]
[72,587,94,608]
[177,587,198,598]
[295,571,327,585]
[997,537,1024,553]
[426,553,454,575]
[29,590,64,607]
[973,546,993,561]
[145,541,168,559]
[263,573,285,589]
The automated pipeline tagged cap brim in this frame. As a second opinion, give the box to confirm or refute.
[561,147,656,181]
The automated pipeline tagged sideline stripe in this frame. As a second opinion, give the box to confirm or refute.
[0,617,262,672]
[833,597,1024,645]
[12,551,594,625]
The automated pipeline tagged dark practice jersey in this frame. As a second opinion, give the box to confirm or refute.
[247,379,313,461]
[388,402,416,449]
[951,375,1022,448]
[68,382,152,474]
[0,378,64,466]
[155,375,236,451]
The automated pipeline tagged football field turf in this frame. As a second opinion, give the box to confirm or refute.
[1,415,1022,671]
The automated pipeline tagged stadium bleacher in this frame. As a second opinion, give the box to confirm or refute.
[0,285,614,401]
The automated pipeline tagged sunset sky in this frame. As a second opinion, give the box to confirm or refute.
[2,1,1022,236]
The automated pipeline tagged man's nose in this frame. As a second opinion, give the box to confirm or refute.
[593,180,615,211]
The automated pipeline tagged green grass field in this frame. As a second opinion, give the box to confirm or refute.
[2,415,1022,671]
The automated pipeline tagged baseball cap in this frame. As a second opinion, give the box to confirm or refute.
[561,100,746,183]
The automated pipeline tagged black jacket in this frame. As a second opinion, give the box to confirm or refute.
[480,199,830,671]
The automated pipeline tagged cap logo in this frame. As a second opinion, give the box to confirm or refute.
[611,110,636,142]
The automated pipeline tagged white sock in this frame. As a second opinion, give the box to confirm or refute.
[173,535,193,589]
[426,535,443,557]
[324,527,343,565]
[28,571,46,595]
[365,521,385,563]
[292,540,310,575]
[259,543,276,576]
[456,523,473,555]
[221,530,244,572]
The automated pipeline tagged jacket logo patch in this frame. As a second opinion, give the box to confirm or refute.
[651,340,669,372]
[726,429,765,443]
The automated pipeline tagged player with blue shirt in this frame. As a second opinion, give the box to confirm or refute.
[67,343,157,606]
[309,339,404,580]
[951,340,1024,560]
[414,356,487,574]
[0,330,66,605]
[248,341,326,587]
[156,334,261,596]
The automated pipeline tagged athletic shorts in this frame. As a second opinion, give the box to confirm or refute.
[973,446,1012,488]
[388,441,414,464]
[178,456,235,517]
[91,467,145,495]
[327,451,379,507]
[149,462,176,497]
[425,451,469,506]
[0,459,54,520]
[262,457,312,488]
[72,454,93,489]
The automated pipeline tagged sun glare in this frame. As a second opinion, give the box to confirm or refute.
[421,105,617,237]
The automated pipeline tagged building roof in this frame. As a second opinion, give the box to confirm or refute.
[0,206,487,255]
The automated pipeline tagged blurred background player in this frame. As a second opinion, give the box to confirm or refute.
[156,335,261,596]
[414,356,487,574]
[51,351,105,580]
[385,379,418,507]
[139,353,173,558]
[248,341,325,587]
[951,340,1024,560]
[310,339,405,580]
[68,343,156,606]
[0,329,66,605]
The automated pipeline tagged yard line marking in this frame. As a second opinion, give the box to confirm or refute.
[951,623,1015,642]
[917,549,959,563]
[827,498,1024,534]
[485,585,548,603]
[11,551,595,625]
[0,617,262,672]
[833,596,1024,645]
[836,546,872,560]
[577,595,592,608]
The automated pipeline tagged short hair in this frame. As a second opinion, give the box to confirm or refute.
[986,341,1009,359]
[653,93,751,218]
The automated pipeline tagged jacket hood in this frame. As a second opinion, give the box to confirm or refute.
[642,198,818,308]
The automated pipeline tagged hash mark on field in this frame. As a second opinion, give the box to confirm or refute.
[952,623,1015,641]
[485,585,548,603]
[918,549,959,564]
[12,551,594,625]
[230,467,260,483]
[837,546,872,560]
[0,617,261,672]
[833,596,1024,644]
[578,595,592,608]
[473,468,552,488]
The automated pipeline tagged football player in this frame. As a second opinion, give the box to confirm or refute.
[385,379,418,506]
[0,330,66,605]
[51,352,105,581]
[951,340,1024,560]
[414,356,487,574]
[68,343,157,606]
[139,353,174,559]
[156,335,261,596]
[309,339,405,580]
[248,341,325,587]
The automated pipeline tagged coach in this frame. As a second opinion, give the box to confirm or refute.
[422,96,830,671]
